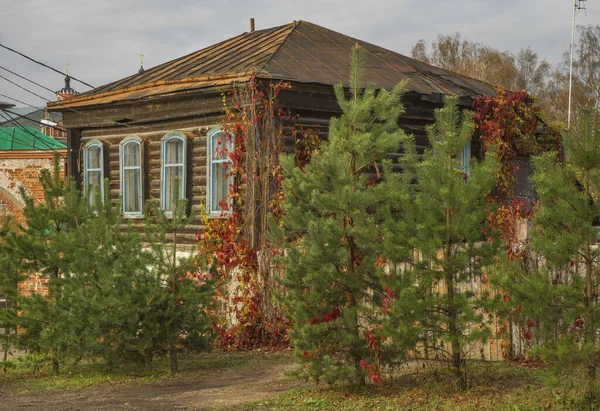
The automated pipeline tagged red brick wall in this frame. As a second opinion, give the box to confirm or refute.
[0,154,65,223]
[18,273,49,297]
[0,152,66,297]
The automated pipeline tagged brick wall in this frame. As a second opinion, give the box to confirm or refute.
[0,151,66,297]
[0,153,65,223]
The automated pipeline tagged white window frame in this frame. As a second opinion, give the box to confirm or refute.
[83,140,104,206]
[120,136,144,216]
[207,128,234,216]
[160,131,187,213]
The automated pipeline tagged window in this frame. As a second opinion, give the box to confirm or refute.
[120,137,143,215]
[83,140,104,208]
[458,140,471,177]
[161,132,187,212]
[207,128,234,215]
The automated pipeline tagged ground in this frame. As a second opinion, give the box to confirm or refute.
[0,352,588,410]
[0,352,308,410]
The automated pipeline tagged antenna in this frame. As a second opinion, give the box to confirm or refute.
[568,0,587,129]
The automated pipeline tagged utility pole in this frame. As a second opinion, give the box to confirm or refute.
[568,0,587,129]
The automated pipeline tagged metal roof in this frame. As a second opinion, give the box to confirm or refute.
[0,108,62,129]
[0,126,66,150]
[48,21,495,110]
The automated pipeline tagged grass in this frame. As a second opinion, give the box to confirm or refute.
[0,350,292,395]
[232,360,586,410]
[0,352,595,410]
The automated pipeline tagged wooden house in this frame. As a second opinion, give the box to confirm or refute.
[47,20,496,250]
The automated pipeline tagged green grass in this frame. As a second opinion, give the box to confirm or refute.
[0,350,291,395]
[232,361,585,410]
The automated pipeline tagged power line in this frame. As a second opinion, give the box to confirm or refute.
[0,94,67,138]
[0,65,56,94]
[0,111,50,150]
[3,108,67,133]
[0,127,46,151]
[0,43,94,89]
[0,93,42,111]
[0,110,65,155]
[0,67,153,133]
[0,73,51,102]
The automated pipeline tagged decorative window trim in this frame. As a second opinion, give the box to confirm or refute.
[120,136,144,217]
[459,139,471,177]
[206,127,234,216]
[160,131,187,213]
[82,139,104,206]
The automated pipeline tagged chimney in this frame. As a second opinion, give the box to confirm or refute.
[250,18,255,33]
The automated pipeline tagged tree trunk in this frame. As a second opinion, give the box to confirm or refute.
[52,357,59,375]
[584,243,596,402]
[354,357,366,386]
[446,269,465,390]
[169,341,178,374]
[445,204,465,390]
[347,225,365,387]
[2,298,8,374]
[3,331,7,374]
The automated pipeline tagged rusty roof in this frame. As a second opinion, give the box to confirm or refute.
[48,21,495,110]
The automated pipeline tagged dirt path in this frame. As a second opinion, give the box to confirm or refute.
[0,359,309,410]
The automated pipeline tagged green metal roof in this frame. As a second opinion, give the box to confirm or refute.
[0,126,66,150]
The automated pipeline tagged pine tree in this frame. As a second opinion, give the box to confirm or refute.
[0,214,24,374]
[4,157,90,374]
[2,157,213,374]
[275,44,410,385]
[382,96,499,389]
[502,109,600,403]
[145,179,214,374]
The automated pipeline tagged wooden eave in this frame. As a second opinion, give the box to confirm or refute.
[48,73,253,111]
[0,149,67,159]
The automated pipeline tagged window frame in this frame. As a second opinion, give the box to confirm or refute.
[207,128,234,216]
[120,136,144,217]
[458,139,471,177]
[82,139,104,207]
[160,131,187,213]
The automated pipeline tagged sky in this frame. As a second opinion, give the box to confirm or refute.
[0,0,597,109]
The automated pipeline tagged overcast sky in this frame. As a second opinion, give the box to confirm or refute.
[0,0,597,109]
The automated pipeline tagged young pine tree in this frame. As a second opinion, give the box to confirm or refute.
[505,109,600,403]
[275,44,411,385]
[382,96,499,389]
[2,157,213,374]
[0,215,24,374]
[145,178,214,374]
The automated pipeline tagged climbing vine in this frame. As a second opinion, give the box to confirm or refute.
[197,76,293,350]
[474,89,562,359]
[474,88,561,256]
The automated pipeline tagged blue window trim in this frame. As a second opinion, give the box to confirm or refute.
[458,140,471,176]
[160,131,187,213]
[207,127,234,216]
[119,136,143,216]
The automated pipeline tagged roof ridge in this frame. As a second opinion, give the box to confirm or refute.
[254,21,299,78]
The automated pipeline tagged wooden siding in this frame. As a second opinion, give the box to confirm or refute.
[78,116,224,247]
[62,81,471,248]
